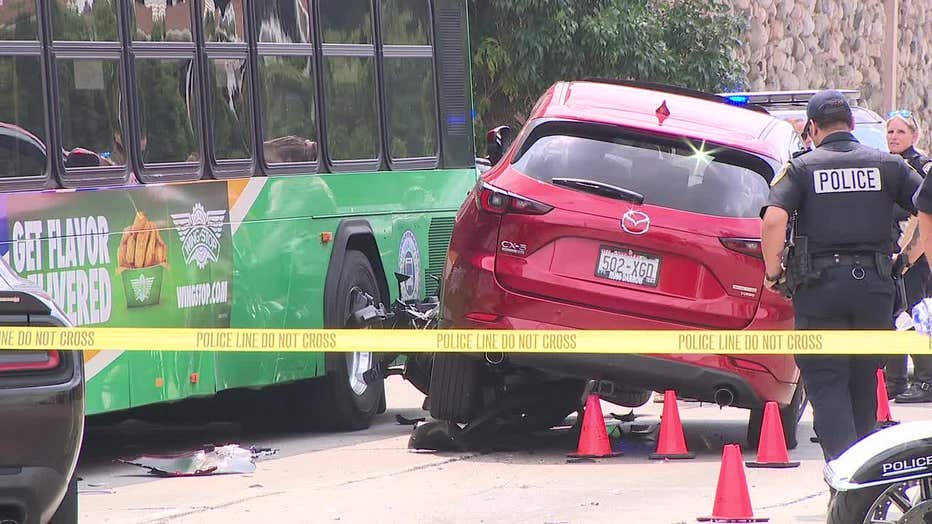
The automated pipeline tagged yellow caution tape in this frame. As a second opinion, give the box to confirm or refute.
[0,327,929,354]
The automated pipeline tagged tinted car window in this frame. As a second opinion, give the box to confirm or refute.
[513,133,771,219]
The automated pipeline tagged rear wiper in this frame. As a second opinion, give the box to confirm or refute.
[551,178,645,204]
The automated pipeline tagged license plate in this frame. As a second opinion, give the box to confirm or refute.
[595,246,662,287]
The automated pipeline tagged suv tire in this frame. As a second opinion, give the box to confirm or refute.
[429,354,480,423]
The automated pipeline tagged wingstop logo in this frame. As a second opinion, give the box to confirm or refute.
[170,203,226,269]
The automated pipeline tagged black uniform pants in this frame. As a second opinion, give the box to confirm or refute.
[792,265,892,462]
[886,259,932,384]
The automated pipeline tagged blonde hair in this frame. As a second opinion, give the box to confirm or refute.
[886,112,926,154]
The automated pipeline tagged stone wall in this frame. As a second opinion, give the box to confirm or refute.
[896,0,932,151]
[726,0,932,151]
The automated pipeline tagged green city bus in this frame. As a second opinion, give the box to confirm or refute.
[0,0,476,430]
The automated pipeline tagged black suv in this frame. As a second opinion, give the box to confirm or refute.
[0,260,83,524]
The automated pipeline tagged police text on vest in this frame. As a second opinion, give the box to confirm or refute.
[813,168,881,193]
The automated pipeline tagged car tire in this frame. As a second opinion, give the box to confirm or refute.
[48,474,77,524]
[429,354,480,423]
[306,250,385,431]
[747,384,805,451]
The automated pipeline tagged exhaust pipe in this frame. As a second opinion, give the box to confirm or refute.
[485,352,505,365]
[713,387,736,407]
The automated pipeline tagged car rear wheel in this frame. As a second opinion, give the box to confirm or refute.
[747,384,806,451]
[429,354,481,423]
[48,474,77,524]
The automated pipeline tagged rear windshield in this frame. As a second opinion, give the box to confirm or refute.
[512,129,773,218]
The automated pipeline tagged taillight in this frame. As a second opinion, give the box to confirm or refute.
[0,350,60,372]
[465,312,502,323]
[475,181,553,215]
[728,357,771,374]
[720,238,763,259]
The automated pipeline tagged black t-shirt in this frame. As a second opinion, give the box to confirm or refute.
[764,132,922,255]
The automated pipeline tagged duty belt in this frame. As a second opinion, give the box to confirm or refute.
[811,252,881,280]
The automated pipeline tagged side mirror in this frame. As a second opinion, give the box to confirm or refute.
[486,125,512,166]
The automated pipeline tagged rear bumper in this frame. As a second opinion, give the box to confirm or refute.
[0,467,69,524]
[0,354,84,524]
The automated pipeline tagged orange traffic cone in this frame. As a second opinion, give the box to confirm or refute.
[567,393,622,458]
[876,368,897,427]
[746,402,799,468]
[649,390,695,460]
[698,444,769,523]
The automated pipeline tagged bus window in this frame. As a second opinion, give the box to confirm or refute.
[0,0,38,40]
[135,58,201,165]
[320,0,372,44]
[323,57,378,163]
[57,59,126,168]
[208,58,252,162]
[255,1,317,171]
[381,0,438,164]
[131,0,193,42]
[320,0,379,167]
[51,0,120,42]
[0,0,47,183]
[258,56,318,167]
[130,1,201,175]
[202,0,246,43]
[256,0,312,44]
[380,0,431,45]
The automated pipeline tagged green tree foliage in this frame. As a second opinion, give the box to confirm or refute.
[469,0,748,145]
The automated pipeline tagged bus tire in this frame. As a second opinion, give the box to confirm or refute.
[429,354,480,423]
[49,474,77,524]
[311,250,385,431]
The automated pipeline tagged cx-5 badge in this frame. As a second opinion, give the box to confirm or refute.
[621,210,650,235]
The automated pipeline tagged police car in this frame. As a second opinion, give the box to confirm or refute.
[718,90,889,152]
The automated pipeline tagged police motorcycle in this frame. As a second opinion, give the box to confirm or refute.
[349,272,441,398]
[824,420,932,523]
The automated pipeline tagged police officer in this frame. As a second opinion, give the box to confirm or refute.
[885,110,932,402]
[760,90,923,462]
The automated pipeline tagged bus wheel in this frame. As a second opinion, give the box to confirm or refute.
[309,250,385,430]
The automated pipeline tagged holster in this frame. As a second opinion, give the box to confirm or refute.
[781,236,811,298]
[891,254,908,315]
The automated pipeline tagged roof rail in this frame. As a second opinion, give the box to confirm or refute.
[578,78,771,114]
[715,89,862,105]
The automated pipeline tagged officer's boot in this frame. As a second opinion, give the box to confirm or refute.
[886,378,908,400]
[895,382,932,403]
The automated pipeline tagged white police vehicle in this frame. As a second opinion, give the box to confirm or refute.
[718,90,889,153]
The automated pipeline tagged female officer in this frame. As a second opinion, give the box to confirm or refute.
[886,110,932,403]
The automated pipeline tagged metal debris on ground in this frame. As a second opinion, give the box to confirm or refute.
[118,444,279,477]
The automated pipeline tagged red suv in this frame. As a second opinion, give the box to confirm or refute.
[432,79,808,448]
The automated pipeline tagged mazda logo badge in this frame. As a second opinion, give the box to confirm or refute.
[621,210,650,235]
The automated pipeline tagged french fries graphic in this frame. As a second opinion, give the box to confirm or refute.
[117,211,169,273]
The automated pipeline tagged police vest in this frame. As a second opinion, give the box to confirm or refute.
[792,137,909,255]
